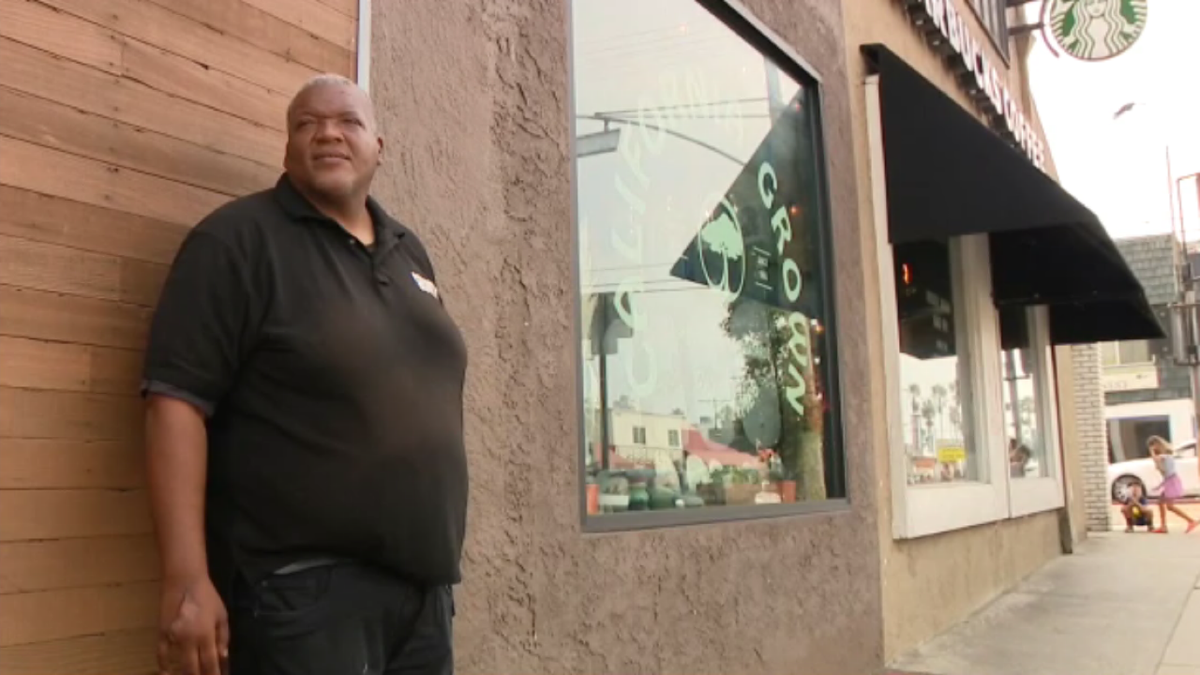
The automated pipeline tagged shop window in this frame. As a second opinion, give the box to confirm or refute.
[1100,340,1153,367]
[1000,307,1048,480]
[883,236,1064,534]
[968,0,1010,59]
[572,0,843,524]
[865,78,1063,537]
[1107,416,1169,462]
[894,241,975,485]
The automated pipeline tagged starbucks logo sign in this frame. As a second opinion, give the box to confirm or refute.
[1048,0,1148,62]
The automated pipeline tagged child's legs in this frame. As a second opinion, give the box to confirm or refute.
[1159,500,1169,527]
[1164,498,1195,523]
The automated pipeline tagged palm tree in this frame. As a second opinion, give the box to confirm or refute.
[931,384,948,439]
[921,400,937,454]
[1019,396,1036,438]
[947,381,962,439]
[907,384,923,454]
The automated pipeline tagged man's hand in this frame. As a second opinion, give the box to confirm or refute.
[158,576,229,675]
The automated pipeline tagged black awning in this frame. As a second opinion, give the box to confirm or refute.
[863,45,1164,345]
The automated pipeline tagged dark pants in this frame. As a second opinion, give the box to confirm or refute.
[230,563,454,675]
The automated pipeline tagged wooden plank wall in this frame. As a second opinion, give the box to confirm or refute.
[0,0,358,671]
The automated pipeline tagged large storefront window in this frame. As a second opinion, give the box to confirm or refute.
[883,234,1066,534]
[894,241,974,485]
[572,0,843,522]
[1000,307,1048,480]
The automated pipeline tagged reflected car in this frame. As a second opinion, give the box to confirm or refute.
[1108,440,1200,502]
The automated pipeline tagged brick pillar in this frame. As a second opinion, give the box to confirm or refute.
[1072,344,1110,532]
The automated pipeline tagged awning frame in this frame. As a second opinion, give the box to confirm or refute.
[862,44,1164,345]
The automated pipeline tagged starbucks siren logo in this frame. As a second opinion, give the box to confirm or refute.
[1048,0,1147,62]
[697,197,746,301]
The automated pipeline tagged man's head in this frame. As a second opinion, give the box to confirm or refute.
[284,74,382,207]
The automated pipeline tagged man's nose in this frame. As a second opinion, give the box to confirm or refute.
[313,119,342,141]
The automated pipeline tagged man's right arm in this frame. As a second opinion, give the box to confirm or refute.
[142,225,256,675]
[146,395,210,586]
[146,395,229,675]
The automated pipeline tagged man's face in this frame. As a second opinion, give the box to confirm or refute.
[284,83,382,202]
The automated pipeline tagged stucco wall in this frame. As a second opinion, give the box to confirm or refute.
[368,1,883,673]
[840,0,1073,662]
[880,511,1061,658]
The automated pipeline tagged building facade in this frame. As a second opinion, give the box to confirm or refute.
[842,0,1157,660]
[1104,234,1193,460]
[0,0,1157,672]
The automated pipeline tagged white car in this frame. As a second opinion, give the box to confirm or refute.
[1108,440,1200,502]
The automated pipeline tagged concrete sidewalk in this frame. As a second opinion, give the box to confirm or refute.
[888,532,1200,675]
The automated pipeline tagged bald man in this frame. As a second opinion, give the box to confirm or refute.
[143,75,468,675]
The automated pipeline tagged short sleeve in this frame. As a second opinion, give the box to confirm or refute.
[142,230,257,416]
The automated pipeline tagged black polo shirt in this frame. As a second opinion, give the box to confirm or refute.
[143,175,468,596]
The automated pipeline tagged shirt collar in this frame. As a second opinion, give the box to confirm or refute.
[273,173,407,243]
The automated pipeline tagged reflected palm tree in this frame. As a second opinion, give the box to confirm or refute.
[931,384,947,439]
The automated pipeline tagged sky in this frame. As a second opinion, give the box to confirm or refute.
[1028,0,1200,241]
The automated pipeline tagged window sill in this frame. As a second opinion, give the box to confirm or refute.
[1009,475,1064,518]
[582,498,851,533]
[895,480,1008,539]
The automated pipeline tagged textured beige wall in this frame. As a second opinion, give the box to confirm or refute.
[840,0,1074,662]
[880,511,1061,659]
[368,1,884,673]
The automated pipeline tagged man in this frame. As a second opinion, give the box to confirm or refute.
[143,75,468,675]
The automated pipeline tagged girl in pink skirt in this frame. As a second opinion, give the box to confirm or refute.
[1147,436,1198,534]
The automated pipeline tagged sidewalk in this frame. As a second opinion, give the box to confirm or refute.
[888,532,1200,675]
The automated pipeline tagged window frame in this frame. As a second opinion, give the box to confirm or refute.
[567,0,849,532]
[866,75,1062,540]
[967,0,1011,63]
[1006,305,1065,517]
[1100,340,1155,367]
[884,233,1010,538]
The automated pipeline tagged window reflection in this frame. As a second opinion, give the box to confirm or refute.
[574,0,842,517]
[1000,307,1047,479]
[894,241,974,484]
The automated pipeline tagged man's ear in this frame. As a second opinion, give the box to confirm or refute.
[376,136,384,166]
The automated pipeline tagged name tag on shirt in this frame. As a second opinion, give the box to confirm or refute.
[411,272,440,299]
